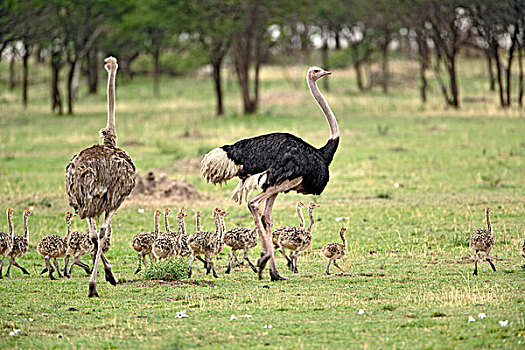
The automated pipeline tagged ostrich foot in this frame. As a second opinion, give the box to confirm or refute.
[269,269,288,281]
[104,268,117,286]
[88,281,100,298]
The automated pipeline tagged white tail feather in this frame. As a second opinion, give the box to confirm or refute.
[231,172,267,204]
[200,148,241,185]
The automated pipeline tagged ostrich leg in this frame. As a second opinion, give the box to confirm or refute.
[486,251,496,272]
[473,251,478,276]
[333,260,344,272]
[326,259,332,275]
[247,178,302,281]
[88,212,114,297]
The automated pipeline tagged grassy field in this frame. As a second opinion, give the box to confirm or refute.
[0,58,524,349]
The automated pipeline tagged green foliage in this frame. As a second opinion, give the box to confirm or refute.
[143,258,190,281]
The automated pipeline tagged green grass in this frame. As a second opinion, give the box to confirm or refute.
[0,57,524,349]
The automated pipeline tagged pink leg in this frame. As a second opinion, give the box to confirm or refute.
[247,178,302,281]
[88,212,114,297]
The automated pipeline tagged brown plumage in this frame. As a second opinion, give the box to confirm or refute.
[224,224,258,274]
[64,215,93,278]
[0,208,15,278]
[322,227,347,275]
[6,209,31,277]
[272,201,305,248]
[152,208,176,261]
[65,57,135,297]
[37,211,74,280]
[470,207,496,275]
[131,210,162,273]
[188,208,227,278]
[273,202,319,273]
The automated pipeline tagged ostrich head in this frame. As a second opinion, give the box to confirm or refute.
[155,209,162,218]
[104,56,118,73]
[195,210,202,218]
[340,227,347,236]
[178,207,187,218]
[220,209,229,217]
[485,206,491,214]
[307,66,331,82]
[297,201,305,209]
[24,209,32,217]
[65,211,75,220]
[165,208,171,216]
[309,202,320,209]
[7,208,14,216]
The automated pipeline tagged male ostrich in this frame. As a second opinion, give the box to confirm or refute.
[65,57,135,297]
[201,67,338,280]
[470,207,496,275]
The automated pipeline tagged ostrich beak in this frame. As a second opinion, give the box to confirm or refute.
[320,71,331,77]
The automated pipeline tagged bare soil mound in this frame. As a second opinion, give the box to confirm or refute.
[130,171,205,202]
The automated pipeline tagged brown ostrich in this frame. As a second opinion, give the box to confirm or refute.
[274,202,320,273]
[65,57,136,297]
[188,208,227,278]
[131,210,162,273]
[0,208,15,278]
[37,211,74,280]
[152,208,176,261]
[322,227,347,275]
[64,215,93,278]
[201,67,338,281]
[272,201,305,254]
[6,209,31,277]
[470,207,496,276]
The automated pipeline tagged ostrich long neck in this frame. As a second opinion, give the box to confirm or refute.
[340,231,346,250]
[154,213,160,238]
[213,213,221,234]
[297,205,305,228]
[196,215,201,232]
[178,216,186,235]
[164,212,171,232]
[306,207,316,233]
[219,216,226,240]
[7,212,13,240]
[308,77,339,141]
[23,214,29,241]
[103,67,117,147]
[486,211,492,233]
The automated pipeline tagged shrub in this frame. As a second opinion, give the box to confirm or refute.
[143,258,190,281]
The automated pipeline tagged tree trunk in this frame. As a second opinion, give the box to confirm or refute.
[380,34,390,94]
[493,45,506,107]
[22,43,30,110]
[334,30,341,50]
[51,56,63,114]
[321,36,329,91]
[86,47,98,94]
[153,49,161,97]
[447,56,459,108]
[505,37,516,107]
[9,52,15,90]
[518,47,523,107]
[416,30,429,103]
[67,60,77,114]
[354,61,364,91]
[211,59,224,116]
[486,51,495,91]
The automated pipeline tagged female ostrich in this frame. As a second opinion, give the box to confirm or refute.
[470,207,496,275]
[322,227,347,275]
[6,209,31,277]
[65,57,136,297]
[201,67,338,281]
[0,208,15,278]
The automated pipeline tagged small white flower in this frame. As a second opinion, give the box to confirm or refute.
[358,309,365,315]
[230,315,237,321]
[394,183,400,188]
[468,316,476,322]
[263,324,272,329]
[28,318,34,322]
[499,320,509,327]
[335,217,349,222]
[175,310,188,319]
[138,209,145,213]
[9,329,21,336]
[28,206,34,211]
[244,315,252,319]
[478,313,486,319]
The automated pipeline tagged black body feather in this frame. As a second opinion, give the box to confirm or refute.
[222,133,339,195]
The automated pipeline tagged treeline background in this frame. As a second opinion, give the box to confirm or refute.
[1,0,524,115]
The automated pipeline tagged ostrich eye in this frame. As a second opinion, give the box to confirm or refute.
[314,70,320,73]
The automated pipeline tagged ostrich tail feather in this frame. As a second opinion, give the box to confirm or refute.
[200,148,241,185]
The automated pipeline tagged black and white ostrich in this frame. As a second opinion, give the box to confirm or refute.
[201,67,339,281]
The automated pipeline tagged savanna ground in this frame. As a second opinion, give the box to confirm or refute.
[0,58,524,349]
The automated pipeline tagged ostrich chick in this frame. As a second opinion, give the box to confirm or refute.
[521,237,525,259]
[275,202,320,273]
[131,210,162,273]
[470,207,496,275]
[0,208,15,278]
[322,227,347,275]
[6,209,32,277]
[224,223,258,274]
[37,211,74,280]
[64,215,93,278]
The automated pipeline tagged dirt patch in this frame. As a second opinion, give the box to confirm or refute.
[129,170,206,202]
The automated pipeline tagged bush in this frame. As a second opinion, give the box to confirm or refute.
[143,258,190,281]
